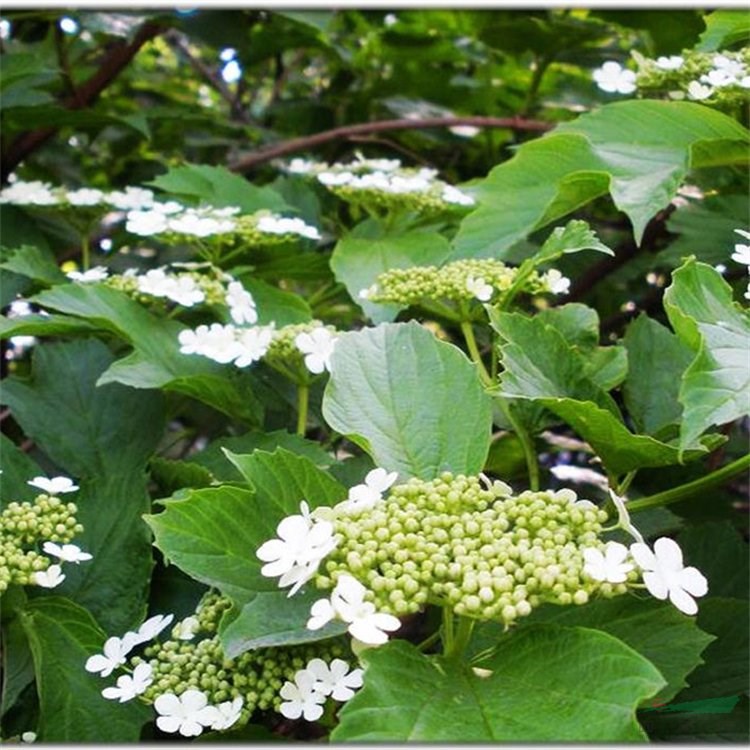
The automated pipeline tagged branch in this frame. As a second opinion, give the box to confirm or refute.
[1,21,164,181]
[228,115,553,172]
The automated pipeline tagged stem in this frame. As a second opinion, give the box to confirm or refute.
[612,470,637,496]
[443,613,475,660]
[628,454,750,513]
[496,259,536,312]
[417,298,463,323]
[497,398,540,491]
[460,320,492,387]
[416,629,442,653]
[80,233,91,271]
[441,606,455,654]
[296,383,309,437]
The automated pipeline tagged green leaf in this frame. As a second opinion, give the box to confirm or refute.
[677,522,749,600]
[677,598,749,702]
[323,321,493,479]
[663,260,750,449]
[147,163,289,214]
[0,434,43,506]
[235,276,311,326]
[533,219,613,264]
[492,311,714,473]
[1,340,163,632]
[454,101,749,257]
[527,598,714,704]
[330,231,452,323]
[218,589,346,658]
[20,597,150,741]
[30,283,262,423]
[333,626,664,741]
[623,315,695,436]
[223,447,345,510]
[188,430,333,482]
[150,457,215,493]
[0,245,65,285]
[0,313,101,339]
[697,10,750,51]
[1,612,35,718]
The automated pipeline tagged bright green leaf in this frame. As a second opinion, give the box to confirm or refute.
[0,245,65,285]
[323,322,493,479]
[697,10,750,51]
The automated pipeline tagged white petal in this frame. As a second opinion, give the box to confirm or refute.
[604,541,629,566]
[302,702,324,722]
[279,700,302,720]
[156,716,182,734]
[277,514,311,542]
[348,619,389,645]
[642,570,669,600]
[629,542,656,571]
[653,537,684,571]
[307,598,335,630]
[154,692,181,716]
[181,689,209,713]
[668,586,698,615]
[679,567,708,597]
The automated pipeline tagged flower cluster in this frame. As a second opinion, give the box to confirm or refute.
[178,322,274,367]
[262,321,339,381]
[0,181,155,210]
[285,156,475,215]
[0,477,87,592]
[634,47,750,109]
[87,591,357,734]
[360,258,553,307]
[126,204,239,239]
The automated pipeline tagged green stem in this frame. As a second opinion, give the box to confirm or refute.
[496,258,536,312]
[80,232,91,271]
[296,383,309,436]
[628,454,750,513]
[418,298,463,323]
[441,606,455,654]
[416,629,442,653]
[612,470,637,496]
[497,397,540,491]
[460,320,492,387]
[443,613,475,660]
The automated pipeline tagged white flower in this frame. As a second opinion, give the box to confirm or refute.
[33,564,66,588]
[168,210,235,237]
[442,185,475,206]
[66,187,105,206]
[542,269,571,295]
[731,230,750,265]
[449,125,480,138]
[67,266,109,283]
[307,574,401,646]
[337,467,398,515]
[178,323,241,364]
[210,696,243,730]
[687,81,713,100]
[279,669,327,722]
[655,55,684,70]
[256,503,338,596]
[172,615,200,641]
[233,326,273,367]
[306,658,363,701]
[225,281,258,325]
[166,276,206,307]
[630,537,708,615]
[150,200,184,215]
[256,215,320,240]
[295,327,337,374]
[0,180,59,205]
[27,476,79,494]
[85,633,139,677]
[593,61,637,94]
[700,69,737,88]
[739,76,750,89]
[358,284,377,300]
[550,465,609,494]
[288,158,320,174]
[106,187,155,210]
[466,275,493,302]
[318,171,354,187]
[712,54,745,78]
[20,732,36,743]
[42,541,92,564]
[101,663,153,702]
[154,690,220,737]
[583,542,634,583]
[132,613,174,645]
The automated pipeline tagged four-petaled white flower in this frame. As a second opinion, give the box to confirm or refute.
[256,503,338,596]
[629,537,708,615]
[582,542,633,584]
[173,615,200,641]
[542,269,571,295]
[225,281,258,325]
[278,669,327,722]
[67,266,109,283]
[337,467,398,515]
[210,696,244,731]
[42,541,92,564]
[126,209,168,236]
[731,229,750,265]
[132,613,175,646]
[85,633,139,677]
[34,564,66,589]
[101,663,153,702]
[295,328,337,375]
[687,81,713,101]
[27,476,79,494]
[154,690,220,737]
[306,657,363,701]
[234,326,273,367]
[307,574,401,645]
[593,61,637,94]
[466,275,493,302]
[178,323,241,364]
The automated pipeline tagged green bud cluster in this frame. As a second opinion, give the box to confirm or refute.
[105,269,227,308]
[366,259,545,306]
[634,47,750,111]
[137,591,347,728]
[326,181,467,217]
[317,473,632,625]
[0,495,83,591]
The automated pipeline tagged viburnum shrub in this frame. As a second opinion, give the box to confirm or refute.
[0,8,748,745]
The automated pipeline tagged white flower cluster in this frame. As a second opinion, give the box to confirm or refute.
[730,228,750,301]
[279,658,363,722]
[256,470,404,646]
[154,691,242,737]
[256,214,321,240]
[179,323,274,367]
[687,53,750,101]
[126,204,239,238]
[0,181,155,210]
[23,476,92,589]
[581,490,707,615]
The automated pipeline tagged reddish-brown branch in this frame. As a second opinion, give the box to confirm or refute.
[1,21,164,181]
[228,115,553,172]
